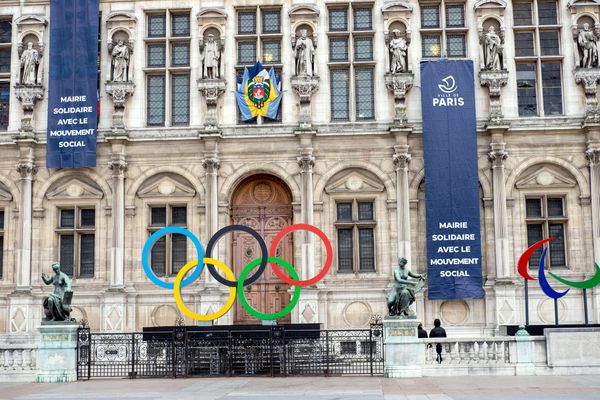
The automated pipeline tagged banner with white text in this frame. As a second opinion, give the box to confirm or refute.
[47,0,99,168]
[420,59,484,300]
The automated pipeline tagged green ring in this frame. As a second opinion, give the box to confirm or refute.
[237,256,301,320]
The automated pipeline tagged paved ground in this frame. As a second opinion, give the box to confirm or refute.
[0,375,599,400]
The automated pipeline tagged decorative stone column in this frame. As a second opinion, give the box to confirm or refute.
[393,145,411,262]
[105,81,135,134]
[488,138,509,279]
[298,150,316,281]
[586,146,600,266]
[479,70,509,125]
[14,85,44,137]
[198,79,226,132]
[291,76,320,130]
[108,144,127,288]
[15,143,37,290]
[385,73,414,128]
[575,70,600,124]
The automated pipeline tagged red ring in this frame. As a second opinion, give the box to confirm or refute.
[269,224,333,287]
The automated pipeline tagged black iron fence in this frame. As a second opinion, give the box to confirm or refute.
[76,324,384,379]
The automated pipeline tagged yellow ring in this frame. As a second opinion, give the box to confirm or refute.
[173,257,236,321]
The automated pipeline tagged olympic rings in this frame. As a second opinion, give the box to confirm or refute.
[269,224,333,287]
[237,256,301,320]
[142,226,204,289]
[205,225,268,288]
[173,258,237,321]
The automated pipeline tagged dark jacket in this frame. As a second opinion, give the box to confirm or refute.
[418,327,428,338]
[429,326,447,353]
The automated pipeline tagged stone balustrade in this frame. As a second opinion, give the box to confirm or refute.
[424,337,514,366]
[0,335,38,382]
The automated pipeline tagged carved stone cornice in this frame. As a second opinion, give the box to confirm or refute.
[575,68,600,124]
[13,84,44,135]
[479,69,509,126]
[202,158,221,174]
[297,153,315,173]
[385,72,414,128]
[105,81,135,134]
[198,78,226,131]
[291,75,320,129]
[586,147,600,166]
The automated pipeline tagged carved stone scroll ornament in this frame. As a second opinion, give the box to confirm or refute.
[479,69,509,125]
[385,72,414,128]
[575,69,600,124]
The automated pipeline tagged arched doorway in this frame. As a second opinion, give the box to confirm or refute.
[231,174,293,324]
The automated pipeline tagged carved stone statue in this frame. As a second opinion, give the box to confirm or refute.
[386,257,426,318]
[19,42,40,86]
[294,29,315,76]
[200,33,221,79]
[578,23,599,69]
[109,39,131,82]
[41,262,75,323]
[389,29,408,73]
[482,26,503,71]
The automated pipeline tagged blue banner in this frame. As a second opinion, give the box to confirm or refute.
[420,59,484,300]
[47,0,99,168]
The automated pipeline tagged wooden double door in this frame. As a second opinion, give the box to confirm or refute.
[231,175,293,324]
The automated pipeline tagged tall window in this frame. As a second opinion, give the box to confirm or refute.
[145,12,191,126]
[57,208,95,278]
[328,5,375,121]
[148,205,187,276]
[525,196,567,269]
[514,0,563,116]
[420,2,467,58]
[235,7,282,123]
[0,209,4,279]
[335,201,376,272]
[0,18,11,130]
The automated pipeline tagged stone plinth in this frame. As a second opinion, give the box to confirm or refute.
[36,323,78,383]
[383,317,424,378]
[105,80,135,134]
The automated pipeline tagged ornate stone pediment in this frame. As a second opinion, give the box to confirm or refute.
[474,0,507,10]
[289,4,320,17]
[382,1,414,13]
[568,0,600,8]
[325,170,385,194]
[46,178,104,200]
[137,175,196,198]
[15,15,48,27]
[515,166,577,189]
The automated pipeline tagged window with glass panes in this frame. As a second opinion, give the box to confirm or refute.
[514,0,563,116]
[0,19,11,130]
[0,209,4,279]
[145,12,191,126]
[328,5,375,121]
[57,208,95,278]
[525,196,567,269]
[148,205,188,276]
[420,2,467,58]
[335,200,376,272]
[235,8,282,123]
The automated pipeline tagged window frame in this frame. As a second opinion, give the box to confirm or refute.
[56,206,96,278]
[144,10,191,127]
[513,0,564,116]
[0,17,12,131]
[524,195,568,269]
[147,204,189,277]
[419,1,467,58]
[334,199,377,273]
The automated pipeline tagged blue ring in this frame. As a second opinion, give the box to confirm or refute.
[141,226,204,289]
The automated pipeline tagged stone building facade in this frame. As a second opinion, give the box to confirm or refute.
[0,0,599,336]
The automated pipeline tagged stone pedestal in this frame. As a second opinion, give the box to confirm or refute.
[515,335,535,375]
[36,323,78,383]
[575,68,600,124]
[198,78,226,131]
[383,317,424,378]
[291,75,320,129]
[479,69,509,126]
[385,72,414,128]
[105,81,135,135]
[14,84,44,137]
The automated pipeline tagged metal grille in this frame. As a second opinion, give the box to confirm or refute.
[147,44,166,67]
[359,228,375,271]
[329,38,348,61]
[526,198,542,218]
[61,209,75,228]
[262,10,280,33]
[337,229,353,271]
[262,40,281,63]
[330,69,349,120]
[421,6,440,28]
[171,14,190,37]
[79,234,95,277]
[445,5,464,27]
[238,41,257,64]
[422,35,441,57]
[151,207,167,226]
[526,224,543,267]
[353,8,372,30]
[80,209,95,228]
[171,43,190,66]
[354,37,372,61]
[77,325,384,379]
[147,75,165,125]
[447,34,466,57]
[549,224,566,266]
[358,202,373,221]
[171,234,187,274]
[150,235,166,276]
[337,203,352,221]
[329,9,348,31]
[172,207,187,225]
[60,235,74,277]
[547,198,564,217]
[238,11,256,34]
[355,69,374,119]
[171,74,190,125]
[148,15,166,37]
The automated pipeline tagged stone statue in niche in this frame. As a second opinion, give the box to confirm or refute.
[19,42,40,86]
[389,29,408,73]
[386,257,426,318]
[41,262,75,323]
[294,29,315,76]
[578,23,599,68]
[108,39,132,82]
[482,26,503,71]
[200,33,221,79]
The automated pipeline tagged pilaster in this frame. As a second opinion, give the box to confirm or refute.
[107,138,128,288]
[15,141,37,291]
[488,128,509,279]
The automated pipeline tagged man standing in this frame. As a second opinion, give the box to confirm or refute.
[20,42,39,85]
[200,33,221,79]
[429,318,447,363]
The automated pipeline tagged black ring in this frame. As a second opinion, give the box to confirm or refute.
[205,224,268,287]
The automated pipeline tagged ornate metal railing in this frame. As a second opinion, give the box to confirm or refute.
[77,324,384,379]
[423,337,514,365]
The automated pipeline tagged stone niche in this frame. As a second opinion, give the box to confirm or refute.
[15,15,47,86]
[382,1,413,73]
[106,12,136,82]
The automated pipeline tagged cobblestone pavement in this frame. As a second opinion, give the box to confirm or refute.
[0,375,599,400]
